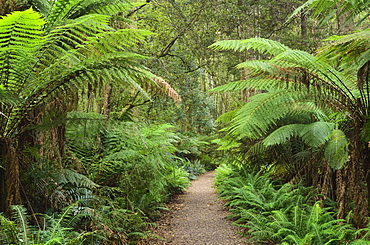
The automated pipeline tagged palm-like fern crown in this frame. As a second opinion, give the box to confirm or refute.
[210,32,370,169]
[211,38,355,132]
[214,33,370,115]
[0,1,179,137]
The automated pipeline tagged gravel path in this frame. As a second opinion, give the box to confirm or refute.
[142,171,247,245]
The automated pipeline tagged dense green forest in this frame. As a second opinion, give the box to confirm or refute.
[0,0,369,244]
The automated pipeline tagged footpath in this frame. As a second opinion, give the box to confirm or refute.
[141,171,247,245]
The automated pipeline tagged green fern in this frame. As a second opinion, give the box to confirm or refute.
[0,214,18,244]
[229,90,315,138]
[289,0,370,27]
[210,38,289,56]
[0,7,171,140]
[215,167,360,244]
[210,36,363,178]
[0,8,46,95]
[0,204,94,245]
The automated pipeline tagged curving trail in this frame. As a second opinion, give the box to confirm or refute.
[142,171,247,245]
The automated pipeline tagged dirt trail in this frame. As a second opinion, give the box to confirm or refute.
[142,171,247,245]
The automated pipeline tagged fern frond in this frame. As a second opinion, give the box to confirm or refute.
[210,77,284,93]
[152,76,181,103]
[211,38,357,111]
[289,0,370,26]
[300,121,335,148]
[210,38,289,57]
[0,86,20,107]
[320,29,370,72]
[85,0,140,15]
[246,140,267,156]
[9,28,160,132]
[42,0,138,30]
[263,124,305,146]
[0,213,18,244]
[230,90,310,138]
[52,169,99,189]
[11,205,30,245]
[47,203,78,241]
[324,129,349,169]
[0,8,45,91]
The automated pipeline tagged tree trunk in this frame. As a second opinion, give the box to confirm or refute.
[103,83,112,119]
[0,138,21,216]
[337,113,368,228]
[300,11,307,37]
[351,118,368,228]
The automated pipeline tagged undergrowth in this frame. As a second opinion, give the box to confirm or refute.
[214,164,370,245]
[0,114,212,244]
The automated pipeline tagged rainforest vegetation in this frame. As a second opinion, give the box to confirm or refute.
[0,0,369,244]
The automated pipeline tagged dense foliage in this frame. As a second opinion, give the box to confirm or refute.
[1,0,370,243]
[210,0,370,229]
[215,165,370,244]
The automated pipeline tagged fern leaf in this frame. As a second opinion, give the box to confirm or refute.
[210,38,289,57]
[210,77,282,92]
[152,76,181,103]
[11,205,30,245]
[0,8,45,91]
[230,90,309,138]
[289,0,370,26]
[324,129,349,169]
[320,29,370,72]
[49,203,78,240]
[88,1,139,15]
[0,213,18,244]
[299,121,335,148]
[246,141,267,156]
[263,124,305,146]
[52,169,99,188]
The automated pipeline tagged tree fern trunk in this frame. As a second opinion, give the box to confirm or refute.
[0,0,29,16]
[351,117,368,228]
[337,113,369,228]
[0,138,21,216]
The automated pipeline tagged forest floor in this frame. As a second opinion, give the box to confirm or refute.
[140,171,248,245]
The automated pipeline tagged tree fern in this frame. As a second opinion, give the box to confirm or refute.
[289,0,370,27]
[210,33,370,224]
[210,38,357,101]
[0,8,170,139]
